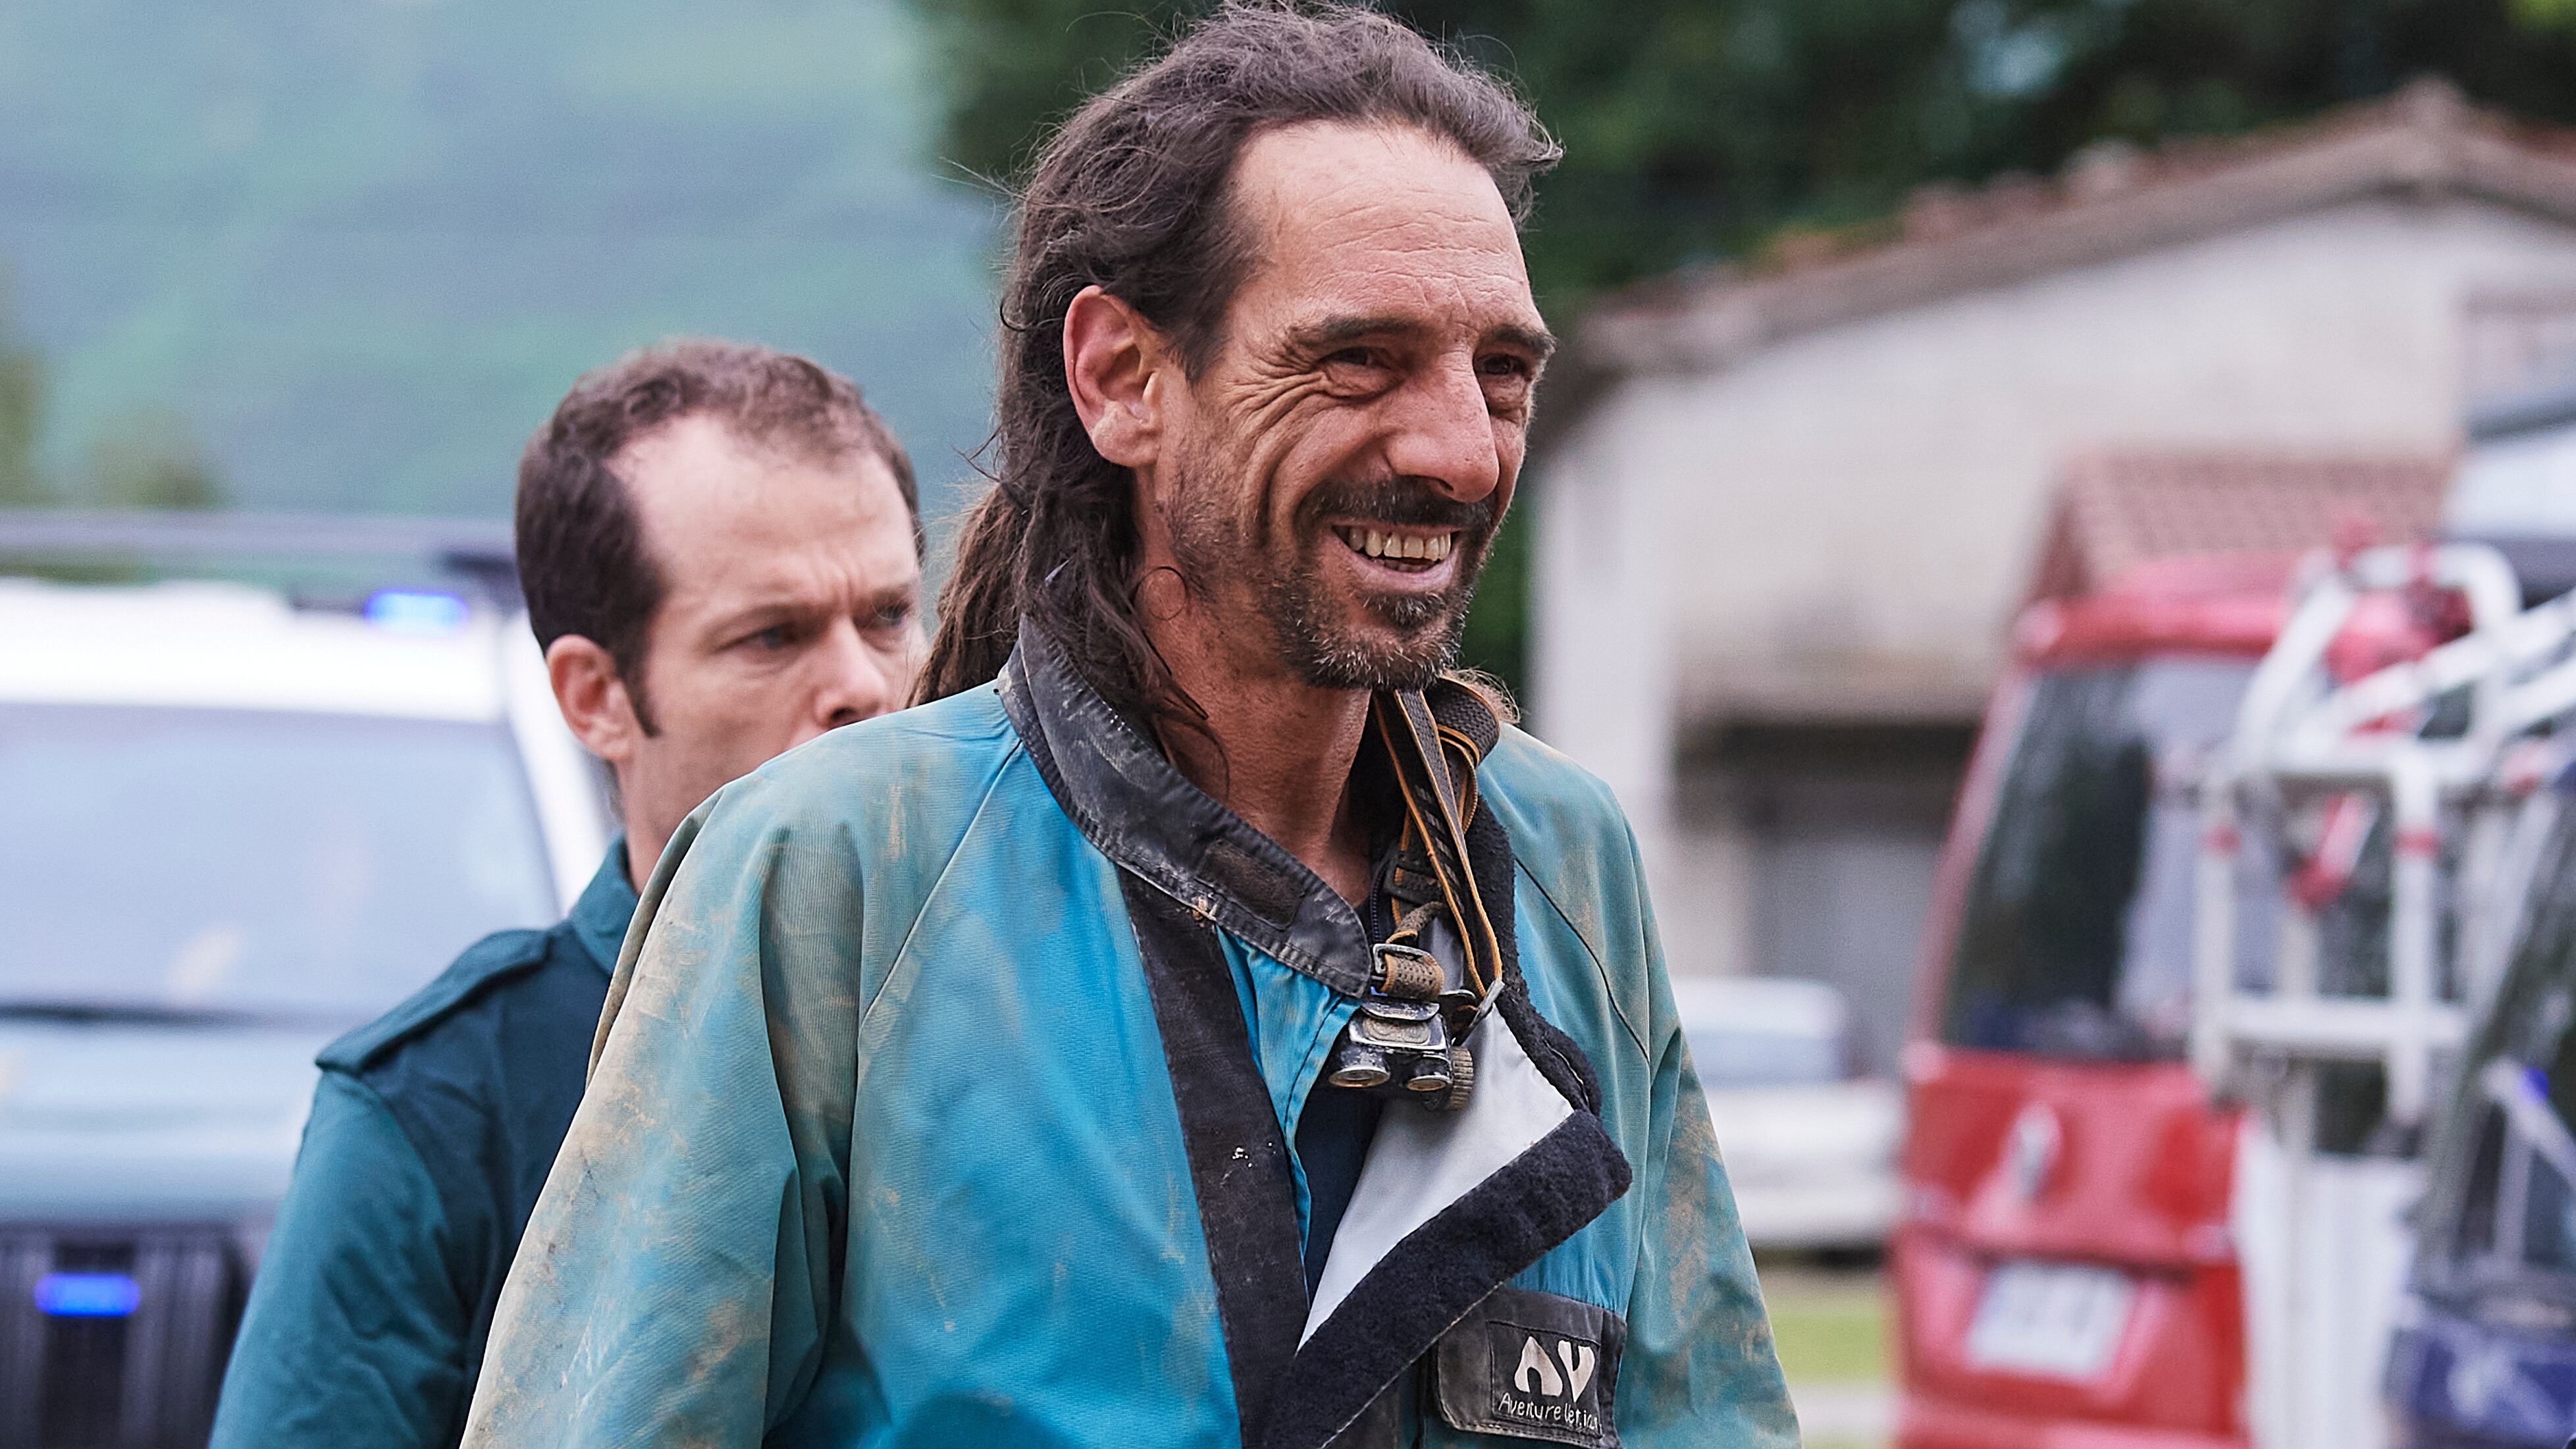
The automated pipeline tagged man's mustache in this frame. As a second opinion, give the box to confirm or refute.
[1299,475,1496,533]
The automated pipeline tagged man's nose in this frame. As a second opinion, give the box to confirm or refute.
[808,620,903,732]
[1382,358,1504,504]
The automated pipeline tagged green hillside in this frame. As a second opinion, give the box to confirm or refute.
[0,0,1000,521]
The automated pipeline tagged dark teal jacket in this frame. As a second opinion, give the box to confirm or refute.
[211,847,637,1449]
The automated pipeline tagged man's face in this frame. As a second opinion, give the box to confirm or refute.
[1151,120,1551,691]
[610,414,922,845]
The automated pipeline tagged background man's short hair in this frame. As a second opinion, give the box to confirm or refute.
[514,338,919,733]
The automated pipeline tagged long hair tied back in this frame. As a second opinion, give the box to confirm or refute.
[912,1,1558,728]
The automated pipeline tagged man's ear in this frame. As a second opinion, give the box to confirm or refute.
[545,635,643,767]
[1063,284,1172,469]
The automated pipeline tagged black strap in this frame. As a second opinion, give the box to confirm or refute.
[1122,873,1309,1442]
[1371,691,1504,995]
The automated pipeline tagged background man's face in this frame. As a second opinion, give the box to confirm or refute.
[1156,120,1551,692]
[613,413,923,843]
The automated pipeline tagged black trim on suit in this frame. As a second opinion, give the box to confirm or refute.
[1121,874,1311,1444]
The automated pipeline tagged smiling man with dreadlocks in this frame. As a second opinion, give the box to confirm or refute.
[462,6,1794,1446]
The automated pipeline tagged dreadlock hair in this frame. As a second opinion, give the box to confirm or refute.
[914,1,1558,725]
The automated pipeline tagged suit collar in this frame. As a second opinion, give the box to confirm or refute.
[998,621,1377,996]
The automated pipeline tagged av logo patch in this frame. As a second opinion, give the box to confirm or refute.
[1490,1321,1604,1435]
[1511,1333,1598,1399]
[1433,1288,1624,1444]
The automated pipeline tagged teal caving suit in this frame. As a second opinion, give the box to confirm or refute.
[464,626,1796,1448]
[211,848,639,1449]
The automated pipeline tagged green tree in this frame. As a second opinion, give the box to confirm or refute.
[0,275,46,508]
[86,409,224,511]
[916,0,2576,303]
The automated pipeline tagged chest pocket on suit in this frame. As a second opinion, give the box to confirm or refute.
[1431,1286,1625,1446]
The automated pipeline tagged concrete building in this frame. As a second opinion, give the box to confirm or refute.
[1531,81,2576,1073]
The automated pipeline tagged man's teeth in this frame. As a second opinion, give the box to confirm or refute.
[1340,527,1454,563]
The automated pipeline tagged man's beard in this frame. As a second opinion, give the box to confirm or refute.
[1165,463,1496,693]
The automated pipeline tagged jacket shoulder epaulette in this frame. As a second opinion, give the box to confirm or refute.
[317,927,556,1074]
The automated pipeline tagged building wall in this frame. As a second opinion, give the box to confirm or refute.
[1533,196,2576,1011]
[1678,728,1966,1076]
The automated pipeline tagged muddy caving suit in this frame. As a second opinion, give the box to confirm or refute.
[462,623,1797,1448]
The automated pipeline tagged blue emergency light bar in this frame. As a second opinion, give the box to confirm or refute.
[34,1271,140,1318]
[363,588,471,633]
[0,510,520,602]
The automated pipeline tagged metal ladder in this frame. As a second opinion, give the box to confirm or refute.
[2190,542,2576,1449]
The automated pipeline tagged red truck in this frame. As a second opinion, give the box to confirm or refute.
[1893,528,2529,1448]
[1895,557,2286,1448]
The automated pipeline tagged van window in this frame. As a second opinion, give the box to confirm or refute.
[0,703,557,1021]
[1941,660,2261,1060]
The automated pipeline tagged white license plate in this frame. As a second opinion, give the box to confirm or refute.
[1962,1260,2136,1381]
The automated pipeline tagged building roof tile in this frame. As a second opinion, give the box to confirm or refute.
[1587,79,2576,375]
[2027,449,2454,602]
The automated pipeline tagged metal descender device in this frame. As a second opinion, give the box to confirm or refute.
[1323,683,1508,1113]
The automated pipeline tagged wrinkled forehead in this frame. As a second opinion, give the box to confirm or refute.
[1223,120,1539,340]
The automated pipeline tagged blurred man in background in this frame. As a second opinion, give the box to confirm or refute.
[463,7,1791,1446]
[209,340,927,1449]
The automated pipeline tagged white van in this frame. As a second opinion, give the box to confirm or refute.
[1677,974,1904,1251]
[0,551,606,1444]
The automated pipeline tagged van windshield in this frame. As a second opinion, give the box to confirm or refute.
[0,703,557,1022]
[1942,659,2259,1061]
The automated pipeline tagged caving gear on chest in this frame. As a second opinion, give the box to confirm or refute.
[1322,691,1508,1114]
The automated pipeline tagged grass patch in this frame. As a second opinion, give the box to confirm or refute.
[1758,1264,1889,1384]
